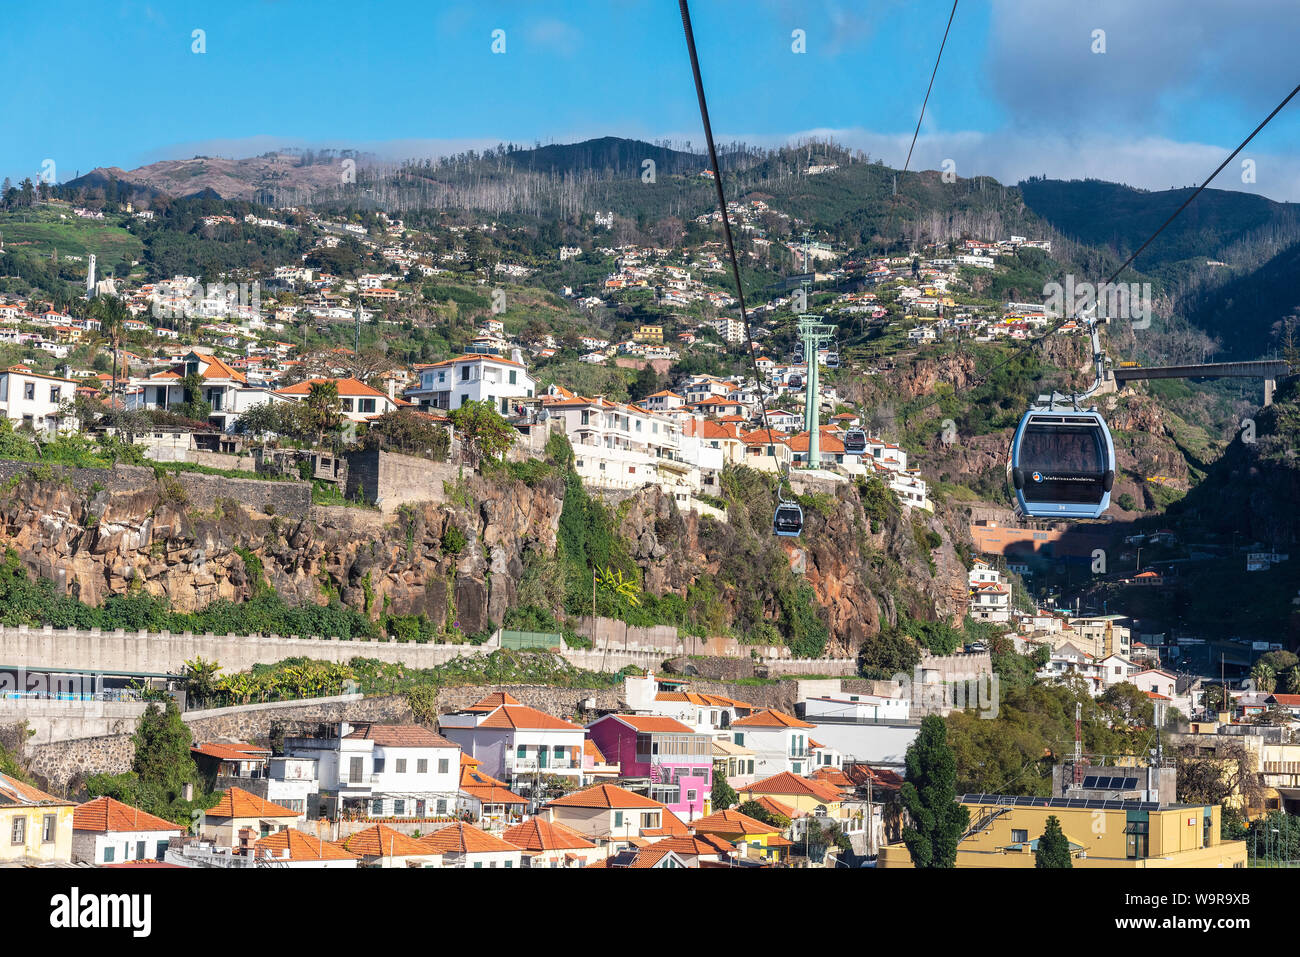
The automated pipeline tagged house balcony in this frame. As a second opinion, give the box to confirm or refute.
[337,774,380,793]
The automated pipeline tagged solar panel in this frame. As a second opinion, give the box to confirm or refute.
[1098,776,1114,789]
[1122,777,1138,790]
[1082,775,1098,788]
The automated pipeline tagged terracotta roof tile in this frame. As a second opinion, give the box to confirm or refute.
[502,818,596,851]
[730,709,815,729]
[342,723,460,749]
[338,824,432,858]
[741,772,842,803]
[255,829,358,862]
[207,787,300,819]
[476,704,584,731]
[546,783,666,810]
[418,822,521,854]
[690,808,780,836]
[0,774,73,808]
[74,797,182,833]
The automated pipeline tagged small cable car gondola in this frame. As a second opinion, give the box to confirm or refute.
[773,498,804,537]
[789,373,804,389]
[843,429,867,455]
[825,352,840,369]
[1008,408,1115,519]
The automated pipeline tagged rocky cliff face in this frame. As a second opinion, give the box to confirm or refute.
[0,464,968,657]
[0,469,564,636]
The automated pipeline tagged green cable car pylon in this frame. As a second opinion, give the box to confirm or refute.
[797,314,838,469]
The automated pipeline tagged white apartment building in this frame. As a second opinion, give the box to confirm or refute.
[544,393,698,494]
[281,722,462,820]
[729,709,818,778]
[969,560,1011,623]
[803,692,911,723]
[0,368,76,433]
[439,693,588,798]
[407,352,535,413]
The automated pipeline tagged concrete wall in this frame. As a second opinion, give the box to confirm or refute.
[918,651,993,681]
[0,698,147,745]
[343,449,461,513]
[0,623,504,675]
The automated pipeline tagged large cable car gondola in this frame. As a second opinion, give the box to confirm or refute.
[788,372,804,389]
[773,497,804,536]
[824,351,840,369]
[843,429,867,455]
[1008,407,1115,519]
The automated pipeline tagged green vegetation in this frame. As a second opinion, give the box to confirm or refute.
[900,715,970,868]
[1035,815,1073,868]
[86,700,218,826]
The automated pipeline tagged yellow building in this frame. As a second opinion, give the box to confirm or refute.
[0,773,76,865]
[878,795,1247,868]
[690,808,794,863]
[633,325,664,344]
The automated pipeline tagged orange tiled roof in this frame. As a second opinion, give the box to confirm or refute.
[502,818,596,851]
[74,797,181,833]
[419,822,521,854]
[338,824,432,858]
[476,704,584,731]
[606,714,696,734]
[467,691,522,712]
[207,787,299,819]
[742,772,842,803]
[731,709,815,729]
[255,829,358,862]
[342,723,459,749]
[640,809,691,837]
[275,376,387,398]
[752,795,800,819]
[584,739,608,764]
[191,741,270,762]
[690,808,780,835]
[547,783,666,810]
[0,774,74,808]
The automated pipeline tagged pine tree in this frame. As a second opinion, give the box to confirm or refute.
[900,715,970,868]
[1035,815,1073,868]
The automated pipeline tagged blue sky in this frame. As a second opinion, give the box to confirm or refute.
[6,0,1300,199]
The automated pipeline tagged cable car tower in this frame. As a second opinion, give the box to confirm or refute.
[797,315,838,469]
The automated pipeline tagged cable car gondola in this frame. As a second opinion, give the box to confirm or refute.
[789,373,804,389]
[1008,408,1115,519]
[773,498,804,537]
[843,429,867,455]
[824,352,840,369]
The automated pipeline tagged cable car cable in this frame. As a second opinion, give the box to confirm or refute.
[888,76,1300,427]
[680,0,800,526]
[880,0,959,253]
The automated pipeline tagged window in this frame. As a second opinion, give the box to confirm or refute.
[340,398,354,412]
[394,800,406,815]
[461,367,471,381]
[504,859,513,868]
[11,818,24,844]
[747,760,754,774]
[508,370,517,384]
[517,746,527,759]
[614,811,624,828]
[417,759,428,774]
[103,846,115,863]
[42,815,55,843]
[348,756,364,783]
[1011,829,1028,844]
[1125,820,1149,859]
[371,800,384,816]
[23,382,34,400]
[49,387,60,403]
[687,789,697,804]
[395,759,407,774]
[374,758,385,774]
[359,398,376,414]
[437,758,449,774]
[436,799,447,815]
[733,733,744,746]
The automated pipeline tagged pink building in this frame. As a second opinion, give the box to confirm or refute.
[585,715,714,821]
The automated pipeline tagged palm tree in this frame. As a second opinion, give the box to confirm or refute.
[88,295,129,410]
[305,379,342,448]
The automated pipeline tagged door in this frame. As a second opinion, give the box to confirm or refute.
[538,747,548,769]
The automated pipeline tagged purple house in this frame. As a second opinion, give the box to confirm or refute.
[586,715,714,820]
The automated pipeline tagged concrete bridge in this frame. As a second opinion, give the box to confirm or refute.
[1113,360,1291,404]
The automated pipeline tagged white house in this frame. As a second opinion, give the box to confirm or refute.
[72,797,184,865]
[274,376,402,423]
[729,709,818,777]
[969,561,1011,623]
[438,692,588,797]
[406,352,534,414]
[281,722,461,820]
[803,692,911,723]
[0,368,76,433]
